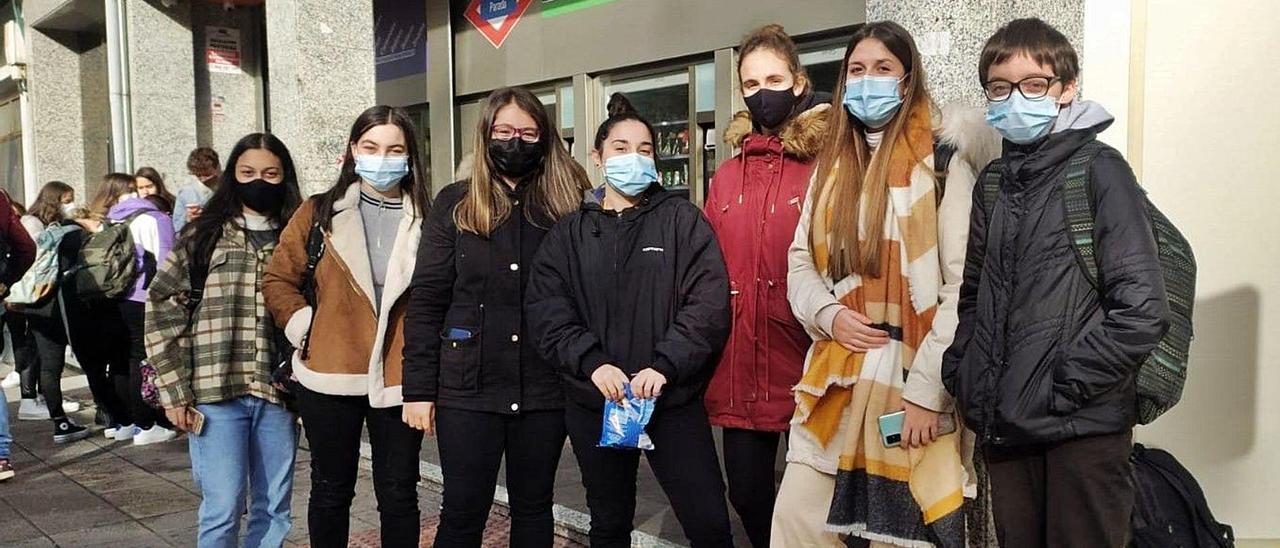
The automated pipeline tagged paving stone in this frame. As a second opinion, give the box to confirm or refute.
[48,520,172,548]
[97,479,202,519]
[0,499,46,544]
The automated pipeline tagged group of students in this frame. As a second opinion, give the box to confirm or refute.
[0,148,226,458]
[0,14,1170,548]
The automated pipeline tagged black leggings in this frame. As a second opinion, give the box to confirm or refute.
[117,300,167,429]
[565,401,733,548]
[25,314,71,419]
[66,298,132,426]
[4,312,39,399]
[722,428,783,548]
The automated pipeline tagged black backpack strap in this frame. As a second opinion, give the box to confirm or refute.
[933,140,957,203]
[978,159,1005,218]
[298,222,326,360]
[186,249,211,317]
[1059,140,1108,287]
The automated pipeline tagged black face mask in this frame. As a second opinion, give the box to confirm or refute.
[236,178,287,215]
[744,87,800,131]
[488,138,545,179]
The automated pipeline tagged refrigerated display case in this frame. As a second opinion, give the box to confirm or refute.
[603,71,693,200]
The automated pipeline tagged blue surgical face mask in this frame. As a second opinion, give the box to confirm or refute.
[843,75,904,128]
[354,154,410,192]
[985,93,1061,144]
[603,153,658,197]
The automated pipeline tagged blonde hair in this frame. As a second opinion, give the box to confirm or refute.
[810,21,934,279]
[456,87,590,236]
[89,173,138,219]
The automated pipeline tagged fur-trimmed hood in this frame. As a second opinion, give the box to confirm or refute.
[935,103,1003,175]
[723,97,832,161]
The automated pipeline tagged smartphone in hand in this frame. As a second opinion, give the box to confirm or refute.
[878,410,957,448]
[189,408,206,436]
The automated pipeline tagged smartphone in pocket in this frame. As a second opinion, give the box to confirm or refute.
[189,408,206,436]
[879,410,957,448]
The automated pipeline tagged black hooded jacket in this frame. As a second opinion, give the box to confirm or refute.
[526,186,731,411]
[942,120,1169,447]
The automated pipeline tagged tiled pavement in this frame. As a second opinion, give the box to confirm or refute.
[0,378,587,547]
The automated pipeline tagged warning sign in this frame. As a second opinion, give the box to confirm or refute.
[464,0,533,49]
[206,26,242,74]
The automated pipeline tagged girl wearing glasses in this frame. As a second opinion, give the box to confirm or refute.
[526,94,734,547]
[263,106,431,548]
[401,86,590,547]
[772,21,999,547]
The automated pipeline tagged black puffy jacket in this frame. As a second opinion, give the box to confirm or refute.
[401,181,563,415]
[942,120,1169,447]
[526,186,731,411]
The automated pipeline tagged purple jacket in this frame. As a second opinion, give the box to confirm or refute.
[108,197,175,303]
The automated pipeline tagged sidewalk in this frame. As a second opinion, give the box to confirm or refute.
[0,378,587,547]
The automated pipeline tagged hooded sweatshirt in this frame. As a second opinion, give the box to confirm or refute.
[526,186,731,411]
[107,197,175,303]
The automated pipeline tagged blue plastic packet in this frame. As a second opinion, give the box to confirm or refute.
[598,384,656,450]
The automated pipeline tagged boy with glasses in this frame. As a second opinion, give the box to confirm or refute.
[942,18,1169,547]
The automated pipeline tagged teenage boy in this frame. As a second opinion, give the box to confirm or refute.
[942,18,1169,548]
[172,147,221,233]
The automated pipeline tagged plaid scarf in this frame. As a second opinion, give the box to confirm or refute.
[792,102,967,547]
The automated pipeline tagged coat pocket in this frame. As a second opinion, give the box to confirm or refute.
[439,308,482,391]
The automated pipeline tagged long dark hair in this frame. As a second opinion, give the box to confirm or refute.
[182,133,303,266]
[135,167,176,214]
[810,21,932,279]
[28,181,74,226]
[456,87,588,237]
[312,106,430,232]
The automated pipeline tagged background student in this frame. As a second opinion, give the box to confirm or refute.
[0,187,35,482]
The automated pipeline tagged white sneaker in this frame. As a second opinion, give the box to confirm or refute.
[18,398,49,421]
[1,371,18,388]
[113,424,139,441]
[17,397,80,420]
[132,425,177,446]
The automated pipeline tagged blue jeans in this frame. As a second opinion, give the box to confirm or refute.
[189,396,298,548]
[0,386,11,460]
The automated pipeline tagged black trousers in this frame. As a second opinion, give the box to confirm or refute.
[565,401,733,548]
[986,430,1134,548]
[118,300,168,429]
[296,386,424,548]
[721,428,782,548]
[4,312,39,399]
[25,314,70,419]
[67,298,132,426]
[434,407,566,548]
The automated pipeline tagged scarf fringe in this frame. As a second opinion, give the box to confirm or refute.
[824,523,938,548]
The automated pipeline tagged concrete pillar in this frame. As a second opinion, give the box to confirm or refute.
[24,28,91,198]
[125,0,197,187]
[266,0,376,195]
[866,0,1085,108]
[192,4,266,156]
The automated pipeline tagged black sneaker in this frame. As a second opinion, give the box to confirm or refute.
[94,409,113,427]
[53,419,91,444]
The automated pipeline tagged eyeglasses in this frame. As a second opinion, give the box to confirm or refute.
[491,124,541,143]
[982,76,1062,102]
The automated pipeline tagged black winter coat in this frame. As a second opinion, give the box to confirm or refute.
[942,121,1169,447]
[401,181,564,414]
[526,186,731,411]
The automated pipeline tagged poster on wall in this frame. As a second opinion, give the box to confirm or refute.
[464,0,533,49]
[374,0,428,82]
[206,26,242,74]
[541,0,619,18]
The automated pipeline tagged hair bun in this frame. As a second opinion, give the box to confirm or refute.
[760,23,786,36]
[606,93,637,118]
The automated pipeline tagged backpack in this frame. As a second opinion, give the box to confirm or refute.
[184,221,325,396]
[71,211,148,301]
[1130,443,1234,548]
[5,224,80,305]
[979,141,1196,424]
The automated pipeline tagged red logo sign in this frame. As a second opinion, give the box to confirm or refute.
[464,0,533,49]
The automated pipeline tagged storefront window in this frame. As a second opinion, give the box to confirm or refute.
[801,46,846,98]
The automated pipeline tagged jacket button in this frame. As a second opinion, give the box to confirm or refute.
[510,334,519,343]
[509,263,519,271]
[510,403,520,411]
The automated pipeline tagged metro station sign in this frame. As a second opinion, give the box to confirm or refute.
[464,0,534,49]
